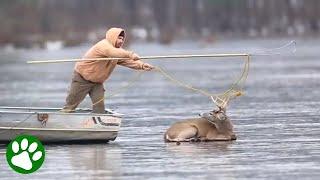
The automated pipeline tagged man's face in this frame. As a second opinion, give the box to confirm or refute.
[115,36,124,48]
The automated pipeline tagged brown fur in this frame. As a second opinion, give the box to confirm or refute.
[164,109,236,142]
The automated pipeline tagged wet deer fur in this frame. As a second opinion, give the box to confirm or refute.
[164,108,236,142]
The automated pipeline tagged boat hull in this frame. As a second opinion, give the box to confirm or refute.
[0,107,122,143]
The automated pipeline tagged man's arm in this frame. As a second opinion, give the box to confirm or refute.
[117,59,144,70]
[104,46,134,58]
[117,59,154,71]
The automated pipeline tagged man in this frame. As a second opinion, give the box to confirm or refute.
[61,27,154,113]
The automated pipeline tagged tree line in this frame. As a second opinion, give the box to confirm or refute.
[0,0,319,48]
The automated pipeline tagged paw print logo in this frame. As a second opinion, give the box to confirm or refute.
[6,134,45,174]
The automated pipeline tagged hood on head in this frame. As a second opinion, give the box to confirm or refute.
[105,27,125,47]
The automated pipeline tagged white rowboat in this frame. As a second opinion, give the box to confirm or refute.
[0,107,122,143]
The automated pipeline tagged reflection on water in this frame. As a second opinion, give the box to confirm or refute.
[0,38,320,179]
[165,141,234,155]
[43,144,123,179]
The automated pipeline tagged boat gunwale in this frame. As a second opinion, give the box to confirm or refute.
[0,110,122,117]
[0,127,119,132]
[0,106,113,111]
[0,106,123,117]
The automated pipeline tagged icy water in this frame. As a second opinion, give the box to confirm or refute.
[0,38,319,179]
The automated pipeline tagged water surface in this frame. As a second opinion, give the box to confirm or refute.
[0,38,319,179]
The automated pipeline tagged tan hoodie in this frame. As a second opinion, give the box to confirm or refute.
[75,27,144,83]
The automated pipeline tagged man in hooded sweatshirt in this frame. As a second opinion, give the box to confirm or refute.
[61,27,154,113]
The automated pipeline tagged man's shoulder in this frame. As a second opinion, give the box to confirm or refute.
[85,39,120,58]
[92,39,113,50]
[95,39,110,45]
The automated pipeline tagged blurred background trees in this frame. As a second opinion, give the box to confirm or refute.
[0,0,319,48]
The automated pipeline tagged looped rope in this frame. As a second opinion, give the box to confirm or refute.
[65,55,251,111]
[154,55,250,108]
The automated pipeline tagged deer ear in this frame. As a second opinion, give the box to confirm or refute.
[221,107,226,113]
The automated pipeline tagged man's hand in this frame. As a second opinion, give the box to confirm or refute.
[142,63,155,71]
[131,53,140,61]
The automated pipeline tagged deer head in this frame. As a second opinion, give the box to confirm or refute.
[200,107,234,133]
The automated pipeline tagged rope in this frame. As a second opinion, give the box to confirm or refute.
[61,55,251,112]
[248,40,296,56]
[154,55,250,108]
[81,55,251,109]
[0,112,36,135]
[89,55,250,109]
[217,55,250,107]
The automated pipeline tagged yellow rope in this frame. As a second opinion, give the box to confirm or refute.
[155,67,213,97]
[67,55,250,110]
[219,55,250,98]
[153,55,250,108]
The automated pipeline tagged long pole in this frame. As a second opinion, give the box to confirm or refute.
[27,53,250,64]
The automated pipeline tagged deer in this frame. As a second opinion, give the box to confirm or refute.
[164,107,237,143]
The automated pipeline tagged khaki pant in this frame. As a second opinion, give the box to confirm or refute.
[62,71,105,113]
